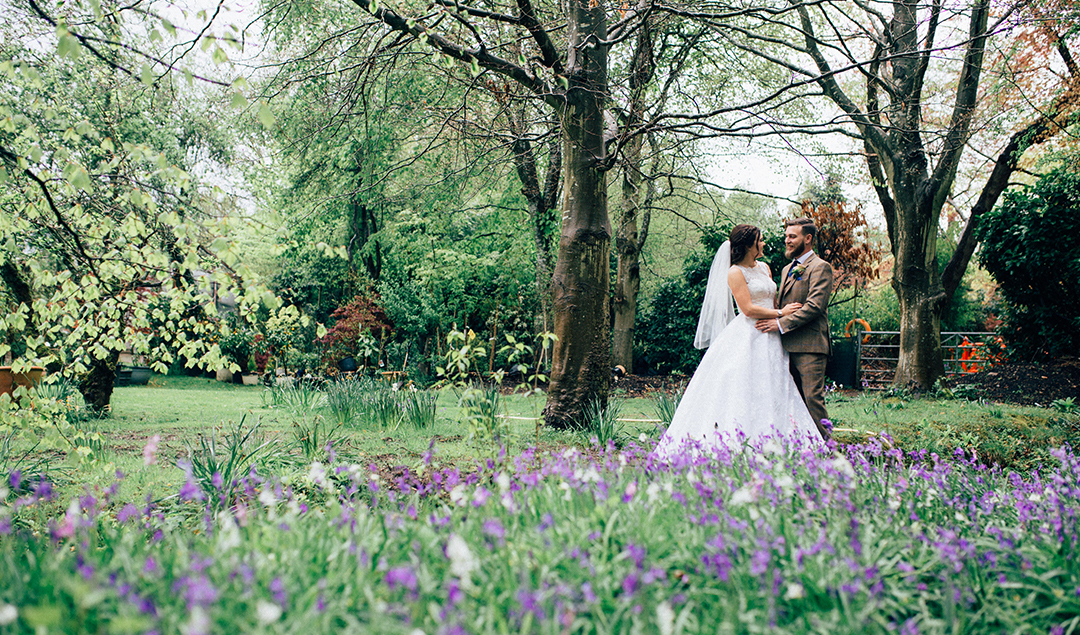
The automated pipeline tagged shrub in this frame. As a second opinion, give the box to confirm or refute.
[977,164,1080,359]
[318,294,393,368]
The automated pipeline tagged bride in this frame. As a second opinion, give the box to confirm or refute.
[656,224,821,456]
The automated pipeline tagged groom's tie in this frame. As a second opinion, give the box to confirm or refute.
[786,260,799,277]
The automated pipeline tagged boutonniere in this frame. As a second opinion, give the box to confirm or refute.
[789,263,807,280]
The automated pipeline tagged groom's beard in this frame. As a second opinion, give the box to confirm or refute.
[785,244,808,260]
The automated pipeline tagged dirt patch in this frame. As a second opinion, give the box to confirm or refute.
[611,374,689,398]
[952,357,1080,406]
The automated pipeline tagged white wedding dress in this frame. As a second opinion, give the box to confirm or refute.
[655,256,821,457]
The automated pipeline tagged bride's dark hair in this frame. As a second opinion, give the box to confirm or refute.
[729,224,761,264]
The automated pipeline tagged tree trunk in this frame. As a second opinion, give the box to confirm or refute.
[507,111,560,333]
[611,24,654,372]
[79,351,120,414]
[887,180,946,388]
[891,247,946,389]
[543,0,610,429]
[611,182,641,371]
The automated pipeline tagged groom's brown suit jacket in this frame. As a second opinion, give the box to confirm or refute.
[777,252,834,438]
[777,252,834,355]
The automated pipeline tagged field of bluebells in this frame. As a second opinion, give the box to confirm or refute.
[3,432,1080,634]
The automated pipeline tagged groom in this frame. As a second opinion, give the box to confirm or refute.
[755,218,835,441]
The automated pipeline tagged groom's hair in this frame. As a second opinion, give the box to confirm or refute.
[785,217,817,241]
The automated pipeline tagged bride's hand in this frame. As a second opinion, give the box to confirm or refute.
[780,302,802,316]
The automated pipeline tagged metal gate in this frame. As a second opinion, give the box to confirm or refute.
[854,331,1003,389]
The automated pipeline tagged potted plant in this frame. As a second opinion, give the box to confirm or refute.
[219,320,254,383]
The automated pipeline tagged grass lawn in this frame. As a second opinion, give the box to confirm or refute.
[38,374,1072,509]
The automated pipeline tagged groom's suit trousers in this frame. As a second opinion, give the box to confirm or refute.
[777,253,835,441]
[789,352,829,439]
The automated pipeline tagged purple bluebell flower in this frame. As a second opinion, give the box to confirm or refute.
[270,577,289,605]
[181,575,218,607]
[581,582,597,603]
[385,567,418,593]
[117,503,139,524]
[179,479,205,502]
[482,518,505,542]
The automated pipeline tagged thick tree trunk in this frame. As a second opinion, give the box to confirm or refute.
[889,191,946,389]
[79,351,120,414]
[543,0,610,429]
[892,272,946,389]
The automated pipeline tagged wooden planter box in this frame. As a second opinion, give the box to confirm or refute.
[0,366,46,398]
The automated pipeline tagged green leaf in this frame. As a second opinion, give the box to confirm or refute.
[140,64,155,86]
[257,103,276,129]
[57,33,80,60]
[212,46,229,66]
[161,18,176,36]
[65,164,92,191]
[230,92,249,109]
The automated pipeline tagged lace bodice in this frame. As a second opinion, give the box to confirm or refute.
[736,263,777,310]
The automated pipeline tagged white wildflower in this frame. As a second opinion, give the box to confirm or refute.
[255,599,282,624]
[408,629,427,635]
[887,487,902,511]
[829,455,856,478]
[686,470,699,484]
[761,439,783,455]
[0,604,17,626]
[258,488,278,508]
[215,510,241,551]
[449,484,467,506]
[446,533,478,578]
[496,472,510,493]
[646,482,661,504]
[730,485,756,506]
[783,583,806,600]
[774,474,795,493]
[181,606,211,635]
[656,601,675,635]
[307,462,327,488]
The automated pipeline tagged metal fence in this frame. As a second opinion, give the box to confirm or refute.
[853,331,1003,389]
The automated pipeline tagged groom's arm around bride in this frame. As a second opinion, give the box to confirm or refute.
[755,218,835,440]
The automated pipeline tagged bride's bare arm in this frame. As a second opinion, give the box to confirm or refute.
[727,267,801,320]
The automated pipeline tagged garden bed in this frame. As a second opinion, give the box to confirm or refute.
[955,356,1080,405]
